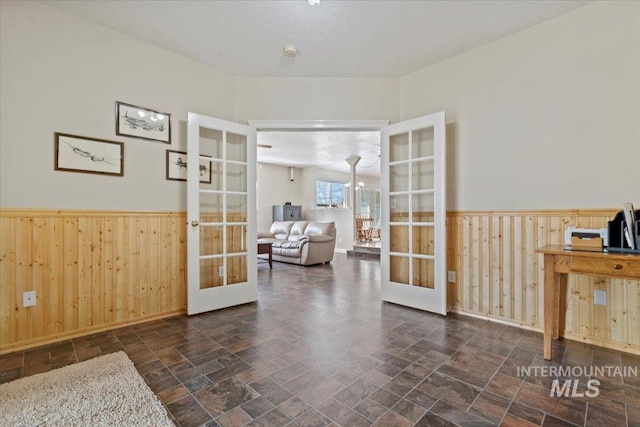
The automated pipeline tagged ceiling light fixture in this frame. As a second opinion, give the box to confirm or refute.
[283,44,298,57]
[347,181,365,190]
[308,0,320,5]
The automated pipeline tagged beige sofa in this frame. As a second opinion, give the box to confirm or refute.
[257,221,336,266]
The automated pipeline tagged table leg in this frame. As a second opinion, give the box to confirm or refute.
[553,272,567,340]
[559,273,567,336]
[543,254,556,360]
[268,247,272,269]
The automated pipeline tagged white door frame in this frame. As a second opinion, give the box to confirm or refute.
[247,120,389,132]
[248,119,389,248]
[249,118,446,316]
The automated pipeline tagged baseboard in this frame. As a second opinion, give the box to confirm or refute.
[0,310,185,355]
[449,308,543,333]
[450,308,640,356]
[334,248,347,254]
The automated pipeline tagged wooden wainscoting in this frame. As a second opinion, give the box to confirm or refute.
[2,208,638,355]
[0,209,187,353]
[447,209,640,354]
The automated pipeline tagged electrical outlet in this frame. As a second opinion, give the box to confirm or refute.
[448,271,456,283]
[23,291,36,307]
[594,289,606,306]
[218,266,225,277]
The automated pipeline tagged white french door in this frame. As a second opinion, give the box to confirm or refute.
[381,112,447,315]
[187,113,257,315]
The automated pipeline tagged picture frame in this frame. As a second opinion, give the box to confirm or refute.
[55,133,124,176]
[166,150,212,183]
[116,101,171,144]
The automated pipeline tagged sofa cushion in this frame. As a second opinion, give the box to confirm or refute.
[272,239,306,249]
[305,221,335,237]
[272,238,307,257]
[288,221,309,241]
[308,234,333,243]
[270,221,294,240]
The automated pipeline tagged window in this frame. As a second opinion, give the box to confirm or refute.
[358,188,381,223]
[316,180,347,208]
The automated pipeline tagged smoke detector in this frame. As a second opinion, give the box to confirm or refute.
[283,45,298,57]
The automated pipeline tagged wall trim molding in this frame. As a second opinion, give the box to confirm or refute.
[1,207,619,218]
[450,308,542,332]
[0,310,185,355]
[247,119,390,131]
[448,208,617,217]
[451,308,640,356]
[0,209,186,218]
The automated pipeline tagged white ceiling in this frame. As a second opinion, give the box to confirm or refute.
[47,0,591,78]
[257,130,381,177]
[46,0,592,177]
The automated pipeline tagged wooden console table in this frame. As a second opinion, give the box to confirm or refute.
[536,245,640,360]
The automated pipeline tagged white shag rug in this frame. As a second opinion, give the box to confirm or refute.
[0,351,174,427]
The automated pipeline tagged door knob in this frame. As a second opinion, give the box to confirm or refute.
[191,220,199,227]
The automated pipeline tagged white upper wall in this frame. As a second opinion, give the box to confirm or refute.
[256,163,302,232]
[400,1,640,210]
[0,1,236,210]
[235,77,399,122]
[2,1,637,212]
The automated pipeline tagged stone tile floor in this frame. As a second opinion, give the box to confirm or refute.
[1,254,639,426]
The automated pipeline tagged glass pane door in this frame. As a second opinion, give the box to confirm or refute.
[381,113,446,315]
[187,113,256,315]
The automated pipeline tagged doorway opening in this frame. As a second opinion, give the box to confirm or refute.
[249,120,388,255]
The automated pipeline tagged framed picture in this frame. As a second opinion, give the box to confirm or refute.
[55,133,124,176]
[116,101,171,144]
[166,150,212,183]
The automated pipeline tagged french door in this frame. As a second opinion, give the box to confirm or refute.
[187,113,257,315]
[381,112,447,315]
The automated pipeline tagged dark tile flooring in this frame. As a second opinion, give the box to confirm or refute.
[1,254,639,427]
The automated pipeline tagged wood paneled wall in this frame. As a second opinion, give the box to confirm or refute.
[1,208,638,355]
[0,210,187,353]
[447,209,640,353]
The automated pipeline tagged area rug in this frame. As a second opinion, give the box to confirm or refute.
[0,351,174,426]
